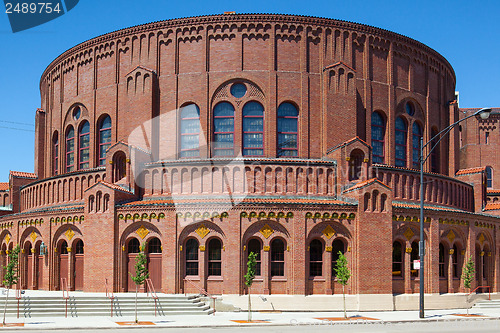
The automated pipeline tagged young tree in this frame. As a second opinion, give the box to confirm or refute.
[129,243,149,324]
[461,256,475,315]
[244,252,257,322]
[2,244,20,325]
[334,251,351,319]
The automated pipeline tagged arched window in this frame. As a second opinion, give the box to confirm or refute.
[247,239,261,276]
[411,241,419,277]
[60,240,68,254]
[412,122,422,169]
[332,239,345,274]
[371,112,385,164]
[270,238,285,277]
[431,128,440,173]
[242,101,264,156]
[53,132,59,175]
[309,239,323,277]
[208,238,222,276]
[128,238,140,253]
[439,243,446,277]
[349,150,364,181]
[75,240,84,254]
[79,121,90,170]
[452,244,459,278]
[180,104,200,158]
[185,239,199,276]
[148,237,162,253]
[395,117,407,167]
[483,248,488,279]
[66,127,75,172]
[213,102,235,156]
[392,241,403,277]
[486,167,493,188]
[98,116,112,166]
[277,102,298,157]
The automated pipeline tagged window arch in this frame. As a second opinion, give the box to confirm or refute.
[60,240,68,254]
[371,112,385,164]
[277,102,298,157]
[79,121,90,170]
[439,243,446,277]
[98,116,112,166]
[247,239,262,276]
[332,239,345,274]
[270,238,285,277]
[452,244,459,278]
[53,131,59,176]
[309,239,323,277]
[128,238,140,253]
[185,238,199,276]
[392,241,403,277]
[395,117,407,167]
[486,167,493,188]
[75,240,84,254]
[180,104,200,158]
[431,127,440,173]
[242,101,264,156]
[65,126,75,172]
[208,238,222,276]
[412,122,423,169]
[213,102,235,156]
[148,237,162,253]
[349,149,364,181]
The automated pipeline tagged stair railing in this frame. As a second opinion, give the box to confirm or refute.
[61,278,69,318]
[183,278,216,315]
[15,283,21,318]
[145,278,158,316]
[467,285,491,300]
[105,278,115,317]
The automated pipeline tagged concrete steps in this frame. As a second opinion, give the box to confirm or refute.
[0,294,213,317]
[472,299,500,309]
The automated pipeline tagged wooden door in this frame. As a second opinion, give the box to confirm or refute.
[127,254,136,292]
[147,254,162,292]
[27,255,33,289]
[59,254,69,289]
[74,254,84,290]
[37,256,43,289]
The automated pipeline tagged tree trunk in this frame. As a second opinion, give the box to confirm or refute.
[3,287,9,325]
[342,284,347,319]
[135,284,138,323]
[248,288,251,322]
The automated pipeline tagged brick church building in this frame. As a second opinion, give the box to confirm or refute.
[0,14,498,298]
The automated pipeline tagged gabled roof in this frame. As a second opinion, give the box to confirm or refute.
[343,178,390,193]
[85,180,134,195]
[0,183,9,191]
[125,65,156,77]
[327,136,370,154]
[323,61,356,72]
[10,171,37,179]
[456,167,486,176]
[484,203,500,211]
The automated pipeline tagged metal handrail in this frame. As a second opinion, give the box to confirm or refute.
[61,278,69,318]
[105,278,115,317]
[467,285,491,300]
[15,283,21,318]
[145,278,158,316]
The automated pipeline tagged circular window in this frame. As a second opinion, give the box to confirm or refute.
[405,102,415,116]
[73,106,81,120]
[230,83,247,98]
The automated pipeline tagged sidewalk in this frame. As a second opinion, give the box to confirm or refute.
[1,308,499,330]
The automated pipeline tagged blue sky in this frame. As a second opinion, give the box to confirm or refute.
[0,0,498,182]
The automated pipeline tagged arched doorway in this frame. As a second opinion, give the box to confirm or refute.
[23,242,33,289]
[74,240,84,290]
[35,242,43,289]
[58,240,69,290]
[127,238,140,292]
[146,237,162,292]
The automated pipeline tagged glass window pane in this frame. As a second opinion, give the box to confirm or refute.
[243,102,264,116]
[214,102,235,117]
[277,102,298,117]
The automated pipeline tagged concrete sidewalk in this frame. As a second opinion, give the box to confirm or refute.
[0,308,499,330]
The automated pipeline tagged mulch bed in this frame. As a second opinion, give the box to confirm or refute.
[115,321,156,325]
[315,316,380,321]
[231,320,271,323]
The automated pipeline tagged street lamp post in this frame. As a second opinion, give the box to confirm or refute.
[418,107,491,318]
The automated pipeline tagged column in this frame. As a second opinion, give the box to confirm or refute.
[447,248,454,293]
[404,244,412,294]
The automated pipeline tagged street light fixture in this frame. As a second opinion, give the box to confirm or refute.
[418,107,491,318]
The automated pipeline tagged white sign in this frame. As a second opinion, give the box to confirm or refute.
[413,260,420,270]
